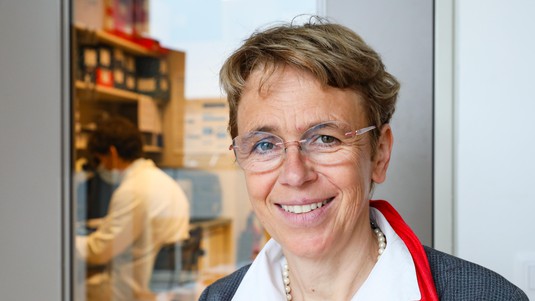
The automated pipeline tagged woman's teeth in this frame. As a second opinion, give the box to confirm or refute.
[281,199,329,214]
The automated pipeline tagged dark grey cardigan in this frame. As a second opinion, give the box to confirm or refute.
[199,246,528,300]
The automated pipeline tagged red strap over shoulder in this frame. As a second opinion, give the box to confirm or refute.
[370,200,439,301]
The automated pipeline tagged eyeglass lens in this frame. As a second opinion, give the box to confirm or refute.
[232,121,373,172]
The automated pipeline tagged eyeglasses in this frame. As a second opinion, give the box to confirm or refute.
[229,121,376,172]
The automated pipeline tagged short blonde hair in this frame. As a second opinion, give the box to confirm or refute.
[220,16,400,153]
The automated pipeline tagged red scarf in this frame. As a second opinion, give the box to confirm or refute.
[370,200,439,301]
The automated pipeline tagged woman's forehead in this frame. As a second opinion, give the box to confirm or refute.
[242,65,317,96]
[237,67,367,135]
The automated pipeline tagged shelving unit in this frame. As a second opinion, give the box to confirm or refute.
[75,80,139,103]
[143,145,163,153]
[73,25,186,167]
[76,24,159,57]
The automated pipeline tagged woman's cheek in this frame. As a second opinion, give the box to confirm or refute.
[245,172,277,205]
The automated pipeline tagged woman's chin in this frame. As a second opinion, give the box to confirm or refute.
[280,234,332,259]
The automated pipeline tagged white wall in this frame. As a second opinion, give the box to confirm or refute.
[455,1,535,296]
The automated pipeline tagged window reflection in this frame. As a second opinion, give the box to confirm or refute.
[72,0,316,300]
[75,117,190,300]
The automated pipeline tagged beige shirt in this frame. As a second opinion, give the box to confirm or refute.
[76,158,190,301]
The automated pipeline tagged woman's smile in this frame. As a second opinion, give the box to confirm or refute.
[274,196,335,226]
[278,197,334,214]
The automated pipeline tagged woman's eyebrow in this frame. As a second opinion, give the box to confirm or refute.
[249,120,341,134]
[248,125,277,133]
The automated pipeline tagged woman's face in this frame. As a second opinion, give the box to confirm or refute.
[236,66,392,259]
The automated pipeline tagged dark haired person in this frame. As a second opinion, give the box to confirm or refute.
[76,116,190,301]
[199,17,528,300]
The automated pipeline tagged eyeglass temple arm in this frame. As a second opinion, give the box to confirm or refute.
[345,125,376,137]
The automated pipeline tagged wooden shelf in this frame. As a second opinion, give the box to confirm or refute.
[74,24,160,57]
[75,144,162,154]
[75,81,140,103]
[143,145,162,153]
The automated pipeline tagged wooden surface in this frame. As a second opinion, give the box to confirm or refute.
[191,217,233,271]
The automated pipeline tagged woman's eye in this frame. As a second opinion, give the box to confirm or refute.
[311,134,340,146]
[319,135,337,144]
[252,141,275,153]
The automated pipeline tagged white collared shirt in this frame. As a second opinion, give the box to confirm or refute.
[232,207,421,300]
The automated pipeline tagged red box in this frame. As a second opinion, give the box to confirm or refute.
[96,68,114,87]
[133,0,150,36]
[104,0,134,35]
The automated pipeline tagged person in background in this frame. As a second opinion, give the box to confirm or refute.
[76,116,190,301]
[199,16,528,300]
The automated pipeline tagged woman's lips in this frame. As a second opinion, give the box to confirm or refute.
[279,197,335,214]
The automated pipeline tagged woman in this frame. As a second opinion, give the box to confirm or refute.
[200,17,528,301]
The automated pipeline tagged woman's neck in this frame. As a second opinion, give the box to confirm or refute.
[283,222,380,301]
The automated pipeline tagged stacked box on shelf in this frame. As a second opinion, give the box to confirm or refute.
[104,0,134,35]
[124,54,137,92]
[78,45,96,83]
[159,59,171,100]
[135,56,170,101]
[112,48,126,89]
[75,0,134,35]
[79,44,114,87]
[132,0,150,36]
[142,132,163,149]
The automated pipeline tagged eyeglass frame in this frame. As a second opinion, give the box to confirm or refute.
[228,121,376,172]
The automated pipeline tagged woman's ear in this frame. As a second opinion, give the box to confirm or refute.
[371,124,393,184]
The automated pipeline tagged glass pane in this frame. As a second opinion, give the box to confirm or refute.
[71,1,316,300]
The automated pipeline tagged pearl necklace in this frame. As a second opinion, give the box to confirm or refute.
[282,222,386,301]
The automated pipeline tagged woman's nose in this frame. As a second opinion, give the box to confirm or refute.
[277,145,317,186]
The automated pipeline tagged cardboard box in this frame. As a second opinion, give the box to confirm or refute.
[113,67,126,89]
[112,48,126,89]
[78,46,98,82]
[125,71,137,91]
[123,53,137,91]
[96,67,114,87]
[74,0,104,31]
[135,57,170,100]
[78,45,114,87]
[133,0,150,36]
[74,0,134,35]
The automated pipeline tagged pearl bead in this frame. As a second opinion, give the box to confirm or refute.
[283,263,292,300]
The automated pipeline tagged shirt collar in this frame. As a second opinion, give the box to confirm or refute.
[232,239,286,300]
[232,207,421,301]
[354,207,421,300]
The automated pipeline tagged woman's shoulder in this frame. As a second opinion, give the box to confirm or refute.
[424,246,528,300]
[198,264,251,301]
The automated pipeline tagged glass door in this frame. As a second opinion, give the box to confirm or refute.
[71,1,317,300]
